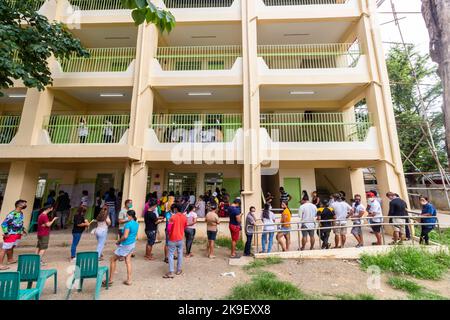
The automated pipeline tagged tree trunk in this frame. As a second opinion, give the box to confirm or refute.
[421,0,450,167]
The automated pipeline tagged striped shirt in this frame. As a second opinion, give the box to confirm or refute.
[280,191,290,203]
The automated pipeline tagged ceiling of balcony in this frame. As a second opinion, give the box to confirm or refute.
[0,88,27,104]
[70,24,138,48]
[260,85,363,102]
[155,86,243,103]
[159,22,242,46]
[258,20,355,45]
[54,87,133,104]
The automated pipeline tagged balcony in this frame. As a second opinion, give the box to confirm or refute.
[6,0,45,11]
[152,46,243,86]
[162,0,235,8]
[262,0,348,5]
[42,114,130,144]
[51,47,136,86]
[147,113,244,162]
[61,0,131,24]
[156,0,240,22]
[68,0,125,10]
[257,42,369,85]
[0,116,21,145]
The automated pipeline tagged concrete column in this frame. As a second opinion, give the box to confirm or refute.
[241,0,262,214]
[349,168,367,202]
[122,161,149,239]
[13,89,54,145]
[374,162,404,215]
[0,161,40,229]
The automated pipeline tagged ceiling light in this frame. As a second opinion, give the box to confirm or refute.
[187,92,212,96]
[100,93,124,97]
[283,33,310,37]
[191,36,217,39]
[290,91,315,95]
[8,94,26,98]
[104,37,131,40]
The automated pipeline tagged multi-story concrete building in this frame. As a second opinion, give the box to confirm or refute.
[0,0,408,234]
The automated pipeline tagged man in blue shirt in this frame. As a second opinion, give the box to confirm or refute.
[227,199,242,258]
[106,210,138,286]
[419,196,437,245]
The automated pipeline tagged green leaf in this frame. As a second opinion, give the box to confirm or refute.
[132,8,147,26]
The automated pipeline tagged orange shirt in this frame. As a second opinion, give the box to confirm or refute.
[169,213,187,242]
[281,208,292,229]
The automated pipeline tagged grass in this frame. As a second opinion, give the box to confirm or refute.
[388,276,448,300]
[414,226,450,246]
[360,246,450,280]
[226,271,316,300]
[243,257,283,271]
[215,237,245,251]
[334,293,377,300]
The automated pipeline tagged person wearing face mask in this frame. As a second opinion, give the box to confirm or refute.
[366,192,383,246]
[118,199,133,238]
[419,196,437,245]
[350,195,366,248]
[0,199,28,270]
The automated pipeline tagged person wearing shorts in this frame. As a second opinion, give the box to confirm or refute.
[205,203,220,259]
[144,199,161,261]
[386,192,408,245]
[367,192,383,246]
[331,194,352,249]
[36,206,58,264]
[1,200,28,270]
[351,195,366,248]
[106,210,138,286]
[276,202,292,251]
[299,197,317,251]
[227,200,242,258]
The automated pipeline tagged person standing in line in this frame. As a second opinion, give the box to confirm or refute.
[105,188,117,228]
[36,206,58,265]
[94,206,111,260]
[189,191,196,205]
[54,190,70,229]
[163,204,175,263]
[0,200,28,270]
[159,191,168,216]
[80,190,89,207]
[312,191,321,208]
[45,190,56,207]
[78,117,88,143]
[205,202,220,259]
[70,206,89,262]
[279,187,292,204]
[299,196,317,251]
[331,193,352,249]
[118,199,133,238]
[94,191,102,220]
[419,196,437,245]
[367,192,383,246]
[261,203,276,253]
[228,199,242,259]
[350,194,366,248]
[194,195,206,218]
[144,199,162,260]
[317,200,335,249]
[276,201,292,252]
[386,192,408,245]
[106,210,139,286]
[244,206,256,257]
[163,204,187,279]
[185,204,197,258]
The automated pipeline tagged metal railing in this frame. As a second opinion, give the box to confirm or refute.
[162,0,235,8]
[0,116,21,144]
[5,0,45,10]
[68,0,125,10]
[260,112,372,142]
[43,114,130,144]
[257,42,361,69]
[262,0,348,5]
[248,213,447,254]
[156,46,242,71]
[59,47,136,73]
[150,113,242,143]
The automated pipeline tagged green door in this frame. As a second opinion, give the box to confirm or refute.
[283,178,301,208]
[223,178,241,201]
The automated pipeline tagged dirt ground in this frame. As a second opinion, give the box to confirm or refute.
[1,231,449,300]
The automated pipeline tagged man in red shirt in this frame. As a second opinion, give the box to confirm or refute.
[163,204,187,279]
[36,206,58,264]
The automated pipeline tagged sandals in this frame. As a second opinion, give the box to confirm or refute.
[176,270,183,276]
[0,265,10,270]
[123,280,132,286]
[7,260,17,265]
[102,280,113,287]
[163,273,174,279]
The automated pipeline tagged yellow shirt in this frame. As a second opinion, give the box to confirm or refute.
[281,208,291,229]
[160,196,168,211]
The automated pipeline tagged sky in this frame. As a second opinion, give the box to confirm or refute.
[377,0,430,54]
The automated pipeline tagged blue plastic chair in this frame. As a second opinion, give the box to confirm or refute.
[17,254,57,298]
[66,252,109,300]
[0,272,40,300]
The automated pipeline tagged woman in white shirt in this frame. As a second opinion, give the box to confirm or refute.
[78,117,88,143]
[261,203,276,253]
[185,204,197,257]
[95,206,111,260]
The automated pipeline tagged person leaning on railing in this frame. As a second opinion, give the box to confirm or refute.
[419,196,437,245]
[316,200,335,250]
[366,192,383,246]
[386,192,408,245]
[276,201,292,252]
[78,117,88,143]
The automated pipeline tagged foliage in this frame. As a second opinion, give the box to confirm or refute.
[386,44,447,173]
[0,1,88,96]
[388,276,448,300]
[334,293,376,300]
[359,246,450,280]
[215,237,244,251]
[121,0,175,31]
[243,257,283,271]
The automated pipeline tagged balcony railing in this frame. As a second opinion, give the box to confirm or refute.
[262,0,348,5]
[43,115,130,144]
[68,0,125,10]
[156,46,242,71]
[260,112,372,142]
[5,0,45,10]
[162,0,235,8]
[258,42,361,69]
[59,47,136,72]
[0,116,21,144]
[150,113,242,143]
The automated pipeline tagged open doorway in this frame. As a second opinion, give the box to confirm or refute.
[262,172,280,208]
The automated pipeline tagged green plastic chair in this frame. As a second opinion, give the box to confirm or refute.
[28,209,40,233]
[17,254,57,298]
[66,252,109,300]
[0,272,40,300]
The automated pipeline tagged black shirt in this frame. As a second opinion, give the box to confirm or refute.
[388,198,408,217]
[318,207,335,227]
[145,210,159,232]
[72,214,86,234]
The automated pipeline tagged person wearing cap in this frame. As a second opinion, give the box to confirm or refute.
[331,193,352,249]
[228,199,242,258]
[367,192,383,246]
[205,202,220,259]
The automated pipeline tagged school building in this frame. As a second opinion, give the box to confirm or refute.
[0,0,408,233]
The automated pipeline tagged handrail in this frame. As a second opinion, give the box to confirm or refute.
[68,0,125,10]
[0,116,21,144]
[162,0,235,8]
[5,0,45,10]
[262,0,348,5]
